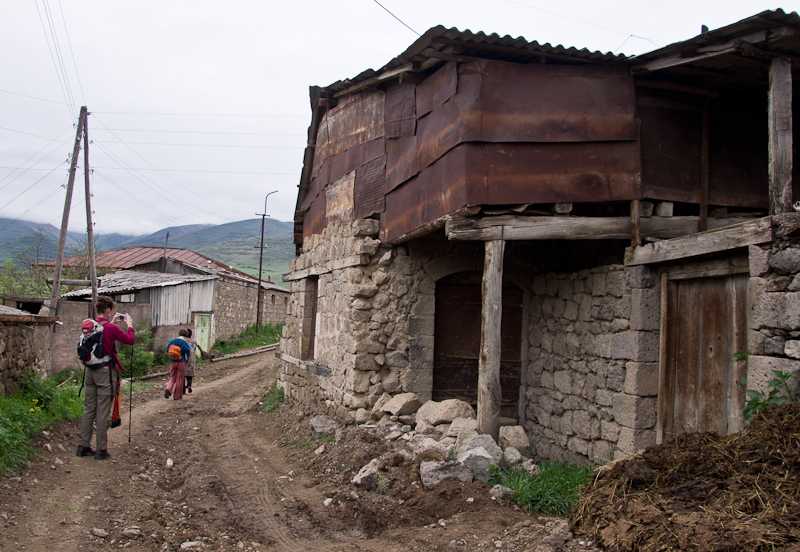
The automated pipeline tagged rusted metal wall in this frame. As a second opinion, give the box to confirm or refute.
[301,58,641,244]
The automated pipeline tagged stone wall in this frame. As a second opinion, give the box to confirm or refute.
[212,278,258,340]
[260,289,289,328]
[0,320,53,396]
[747,213,800,395]
[280,219,440,420]
[525,265,660,465]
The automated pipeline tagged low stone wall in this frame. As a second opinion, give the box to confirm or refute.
[747,213,800,395]
[525,265,660,465]
[0,318,54,396]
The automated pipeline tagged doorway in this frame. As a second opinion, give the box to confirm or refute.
[658,273,748,441]
[433,273,523,420]
[194,313,212,353]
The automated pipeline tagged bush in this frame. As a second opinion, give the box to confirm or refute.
[0,370,84,473]
[489,460,594,515]
[261,377,284,412]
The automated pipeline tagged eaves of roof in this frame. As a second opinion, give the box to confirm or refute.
[60,271,217,299]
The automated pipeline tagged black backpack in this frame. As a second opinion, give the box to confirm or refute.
[77,319,111,368]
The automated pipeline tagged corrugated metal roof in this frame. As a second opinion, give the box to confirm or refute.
[44,247,229,272]
[322,25,627,95]
[60,271,216,299]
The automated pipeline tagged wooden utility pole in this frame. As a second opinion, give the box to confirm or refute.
[255,190,278,336]
[44,106,87,316]
[162,231,170,271]
[83,111,98,310]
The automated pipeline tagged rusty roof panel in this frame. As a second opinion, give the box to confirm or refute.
[416,61,458,117]
[313,91,385,179]
[384,83,417,138]
[480,62,637,142]
[380,142,640,242]
[302,192,328,244]
[385,135,418,193]
[302,138,384,211]
[354,155,386,220]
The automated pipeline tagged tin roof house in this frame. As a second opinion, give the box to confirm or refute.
[279,10,800,464]
[44,248,289,374]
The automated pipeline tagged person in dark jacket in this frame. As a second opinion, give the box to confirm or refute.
[76,295,135,460]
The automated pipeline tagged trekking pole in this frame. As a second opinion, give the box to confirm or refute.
[128,344,134,442]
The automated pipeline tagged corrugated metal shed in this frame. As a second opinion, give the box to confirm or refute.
[60,270,216,298]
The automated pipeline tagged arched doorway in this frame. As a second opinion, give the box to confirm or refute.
[432,272,524,421]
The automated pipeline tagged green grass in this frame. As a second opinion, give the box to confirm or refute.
[261,377,284,412]
[0,370,85,474]
[212,323,283,357]
[489,460,594,515]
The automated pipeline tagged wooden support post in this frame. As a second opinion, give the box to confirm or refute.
[477,239,504,441]
[768,57,793,215]
[700,98,710,231]
[45,106,87,316]
[631,199,642,247]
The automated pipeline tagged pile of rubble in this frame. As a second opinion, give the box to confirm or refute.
[313,392,539,494]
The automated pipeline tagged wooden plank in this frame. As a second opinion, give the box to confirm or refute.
[675,280,701,435]
[332,62,416,99]
[697,279,727,434]
[768,57,793,215]
[662,255,749,281]
[625,217,772,266]
[630,199,642,246]
[657,275,677,444]
[728,275,749,434]
[631,26,797,74]
[447,214,761,242]
[700,98,710,232]
[282,254,368,281]
[477,239,504,441]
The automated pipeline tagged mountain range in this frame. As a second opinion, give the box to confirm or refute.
[0,217,296,284]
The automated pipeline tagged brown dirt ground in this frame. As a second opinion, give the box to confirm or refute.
[0,351,600,552]
[570,402,800,552]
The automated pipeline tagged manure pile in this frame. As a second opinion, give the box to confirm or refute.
[570,402,800,551]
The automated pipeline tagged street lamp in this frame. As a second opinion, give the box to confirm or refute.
[256,190,278,336]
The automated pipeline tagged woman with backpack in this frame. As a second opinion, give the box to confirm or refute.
[76,295,135,460]
[164,329,191,400]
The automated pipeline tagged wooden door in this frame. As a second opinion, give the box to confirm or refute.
[658,274,748,442]
[195,313,212,352]
[433,279,523,419]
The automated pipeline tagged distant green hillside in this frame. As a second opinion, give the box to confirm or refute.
[0,217,296,285]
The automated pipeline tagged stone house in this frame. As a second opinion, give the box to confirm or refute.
[279,10,800,464]
[0,305,58,396]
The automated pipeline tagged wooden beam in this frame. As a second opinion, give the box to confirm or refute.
[630,199,642,247]
[445,214,760,242]
[768,57,793,215]
[624,217,773,266]
[631,26,798,74]
[332,62,417,99]
[477,239,504,441]
[700,98,710,232]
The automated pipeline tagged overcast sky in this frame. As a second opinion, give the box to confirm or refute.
[0,1,790,237]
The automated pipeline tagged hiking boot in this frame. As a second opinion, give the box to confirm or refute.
[76,445,94,457]
[164,389,171,399]
[187,387,192,393]
[94,449,111,460]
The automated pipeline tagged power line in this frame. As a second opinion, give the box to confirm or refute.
[372,0,420,36]
[0,127,72,190]
[94,128,305,137]
[94,140,303,150]
[34,0,75,121]
[57,0,87,106]
[92,111,307,118]
[0,166,298,175]
[0,125,73,142]
[41,0,78,115]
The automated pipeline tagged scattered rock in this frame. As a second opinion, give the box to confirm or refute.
[122,527,142,538]
[498,425,530,453]
[381,393,421,416]
[503,447,524,465]
[458,447,494,482]
[309,415,338,435]
[458,434,503,464]
[489,485,516,500]
[446,417,478,438]
[91,528,109,538]
[416,399,475,426]
[180,541,204,550]
[419,460,473,489]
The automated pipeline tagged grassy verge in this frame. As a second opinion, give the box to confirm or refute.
[489,460,594,515]
[210,323,283,358]
[261,377,284,412]
[0,369,84,474]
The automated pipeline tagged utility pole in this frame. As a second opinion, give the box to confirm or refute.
[83,110,98,311]
[44,106,87,316]
[255,190,278,336]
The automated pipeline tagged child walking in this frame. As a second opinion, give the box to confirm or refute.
[165,329,191,400]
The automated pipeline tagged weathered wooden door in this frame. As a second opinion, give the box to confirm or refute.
[433,279,523,419]
[658,274,748,442]
[195,313,212,352]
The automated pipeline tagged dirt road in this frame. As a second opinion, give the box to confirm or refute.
[0,352,597,552]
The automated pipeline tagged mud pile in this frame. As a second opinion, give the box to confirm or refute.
[570,403,800,551]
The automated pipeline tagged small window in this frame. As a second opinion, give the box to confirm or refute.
[271,295,276,305]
